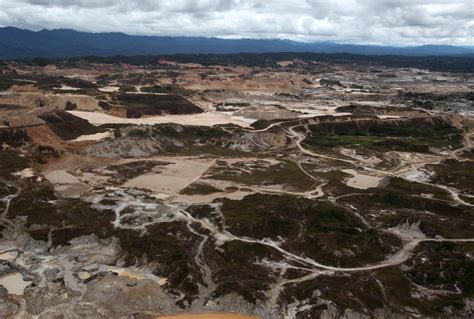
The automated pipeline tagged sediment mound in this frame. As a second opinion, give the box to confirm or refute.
[38,111,103,140]
[85,136,182,158]
[208,131,290,152]
[47,94,101,111]
[109,93,204,118]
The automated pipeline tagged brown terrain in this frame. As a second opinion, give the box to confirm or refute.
[0,56,473,318]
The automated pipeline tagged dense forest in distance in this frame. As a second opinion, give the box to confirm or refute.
[8,52,474,73]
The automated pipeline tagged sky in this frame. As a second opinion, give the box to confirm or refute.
[0,0,473,45]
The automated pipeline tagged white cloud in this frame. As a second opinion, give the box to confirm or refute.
[0,0,472,45]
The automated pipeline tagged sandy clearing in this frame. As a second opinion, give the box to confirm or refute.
[342,169,382,189]
[43,169,92,197]
[98,86,120,92]
[0,272,31,295]
[68,110,256,127]
[123,158,215,200]
[44,170,80,184]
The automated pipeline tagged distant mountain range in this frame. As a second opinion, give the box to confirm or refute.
[0,27,473,59]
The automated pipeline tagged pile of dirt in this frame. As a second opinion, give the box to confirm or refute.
[208,131,290,152]
[47,95,101,111]
[108,93,203,118]
[38,110,104,140]
[85,136,183,158]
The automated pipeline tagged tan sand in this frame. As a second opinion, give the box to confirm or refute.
[71,131,112,142]
[342,169,382,189]
[0,272,31,295]
[123,157,215,200]
[68,110,255,127]
[43,169,91,197]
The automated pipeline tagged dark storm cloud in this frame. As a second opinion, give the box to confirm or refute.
[0,0,472,45]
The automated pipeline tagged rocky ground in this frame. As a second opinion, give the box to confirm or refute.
[0,57,473,318]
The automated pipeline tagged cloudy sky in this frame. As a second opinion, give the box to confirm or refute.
[0,0,472,45]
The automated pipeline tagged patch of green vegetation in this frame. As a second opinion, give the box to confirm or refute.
[207,160,315,192]
[0,151,30,178]
[427,159,474,195]
[282,274,386,317]
[141,85,192,96]
[339,189,474,238]
[406,242,474,297]
[305,134,432,152]
[0,77,17,91]
[126,128,151,137]
[119,85,137,93]
[384,177,452,201]
[210,240,281,303]
[220,193,400,267]
[180,183,222,195]
[304,121,463,152]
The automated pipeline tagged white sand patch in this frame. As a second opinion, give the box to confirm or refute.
[0,272,31,295]
[151,193,171,200]
[77,271,91,280]
[55,85,80,91]
[401,168,434,183]
[339,148,382,167]
[98,86,120,92]
[71,131,112,142]
[277,60,294,67]
[342,169,382,189]
[378,115,402,119]
[12,168,34,178]
[68,111,255,127]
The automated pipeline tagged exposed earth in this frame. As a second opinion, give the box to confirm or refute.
[0,56,473,318]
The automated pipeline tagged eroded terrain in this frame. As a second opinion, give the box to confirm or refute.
[0,56,473,318]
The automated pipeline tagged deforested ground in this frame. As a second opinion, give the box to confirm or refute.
[0,55,473,318]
